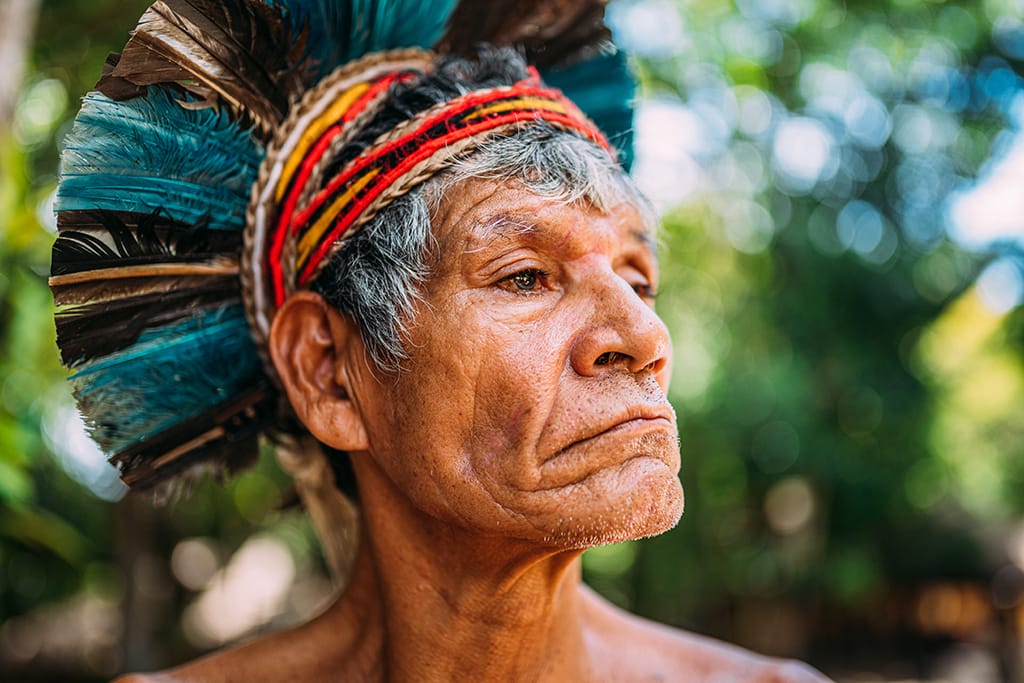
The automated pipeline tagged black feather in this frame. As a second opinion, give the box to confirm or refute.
[55,286,241,366]
[52,210,240,276]
[438,0,611,69]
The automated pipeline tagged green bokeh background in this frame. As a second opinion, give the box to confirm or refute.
[2,0,1024,681]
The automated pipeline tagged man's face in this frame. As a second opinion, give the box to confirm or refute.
[351,178,684,548]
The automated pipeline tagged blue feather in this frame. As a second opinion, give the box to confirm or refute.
[70,306,264,454]
[265,0,459,72]
[364,0,459,57]
[542,51,636,170]
[57,88,264,230]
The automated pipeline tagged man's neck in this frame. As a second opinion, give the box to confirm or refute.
[334,456,591,682]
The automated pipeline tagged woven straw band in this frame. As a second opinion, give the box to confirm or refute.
[243,50,611,356]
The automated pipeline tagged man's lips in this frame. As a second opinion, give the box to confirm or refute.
[595,415,674,439]
[542,405,677,465]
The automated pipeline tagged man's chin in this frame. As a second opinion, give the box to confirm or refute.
[539,461,685,549]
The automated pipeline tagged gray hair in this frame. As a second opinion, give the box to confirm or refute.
[311,125,653,373]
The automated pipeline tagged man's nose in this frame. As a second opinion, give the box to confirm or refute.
[569,271,671,379]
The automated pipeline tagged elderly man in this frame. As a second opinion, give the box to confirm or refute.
[117,53,826,683]
[51,1,832,680]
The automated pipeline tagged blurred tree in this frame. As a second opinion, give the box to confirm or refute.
[584,0,1024,678]
[0,0,40,129]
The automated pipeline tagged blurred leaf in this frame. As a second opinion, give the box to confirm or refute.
[0,504,87,566]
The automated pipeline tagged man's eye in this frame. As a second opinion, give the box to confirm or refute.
[633,283,658,300]
[499,269,546,293]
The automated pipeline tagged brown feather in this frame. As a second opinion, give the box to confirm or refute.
[97,0,314,139]
[437,0,611,69]
[49,261,239,288]
[98,53,147,100]
[52,274,237,307]
[112,386,273,489]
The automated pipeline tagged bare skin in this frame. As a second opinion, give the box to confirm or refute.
[115,179,832,682]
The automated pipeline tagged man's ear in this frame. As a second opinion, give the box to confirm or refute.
[269,291,369,452]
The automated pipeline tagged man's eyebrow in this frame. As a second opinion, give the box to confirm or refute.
[464,213,659,260]
[464,214,540,251]
[631,228,657,251]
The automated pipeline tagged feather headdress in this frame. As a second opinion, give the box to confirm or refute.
[52,0,635,499]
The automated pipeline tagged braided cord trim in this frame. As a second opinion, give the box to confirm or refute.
[242,49,435,364]
[268,73,410,306]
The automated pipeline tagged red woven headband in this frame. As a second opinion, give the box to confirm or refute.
[266,67,611,307]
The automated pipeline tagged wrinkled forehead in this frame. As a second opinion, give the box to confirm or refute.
[421,126,657,252]
[429,173,656,243]
[428,177,659,268]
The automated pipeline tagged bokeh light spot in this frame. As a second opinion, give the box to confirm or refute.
[837,200,885,256]
[844,93,892,149]
[171,538,221,592]
[905,459,950,510]
[183,536,295,648]
[13,78,68,148]
[993,16,1024,60]
[771,117,837,193]
[583,541,638,579]
[606,0,685,58]
[735,85,775,137]
[976,258,1024,313]
[42,405,126,502]
[722,199,775,254]
[949,134,1024,249]
[938,6,980,50]
[764,476,816,535]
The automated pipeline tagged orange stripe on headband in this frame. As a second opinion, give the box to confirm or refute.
[274,82,372,202]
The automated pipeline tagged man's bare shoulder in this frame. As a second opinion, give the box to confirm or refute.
[108,607,371,683]
[110,645,281,683]
[109,631,312,683]
[579,584,832,682]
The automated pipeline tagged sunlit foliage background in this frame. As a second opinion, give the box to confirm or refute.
[2,0,1024,681]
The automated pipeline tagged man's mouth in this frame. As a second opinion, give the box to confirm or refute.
[571,415,674,449]
[545,404,677,462]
